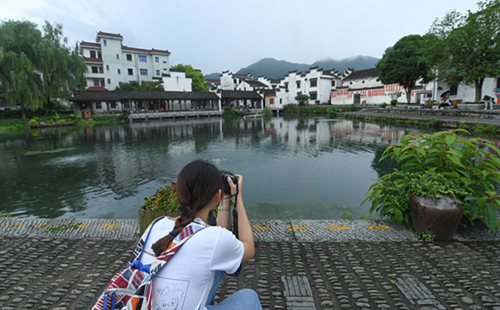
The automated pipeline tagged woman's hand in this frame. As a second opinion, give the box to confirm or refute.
[227,174,243,197]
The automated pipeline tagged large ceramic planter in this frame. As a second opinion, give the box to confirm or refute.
[138,206,180,235]
[410,195,463,241]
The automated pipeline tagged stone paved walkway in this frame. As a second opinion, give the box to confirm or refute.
[1,218,500,309]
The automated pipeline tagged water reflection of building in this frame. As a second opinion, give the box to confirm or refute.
[264,118,406,151]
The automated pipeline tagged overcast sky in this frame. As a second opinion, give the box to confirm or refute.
[2,0,477,75]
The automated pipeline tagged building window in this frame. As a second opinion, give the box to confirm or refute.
[91,66,98,73]
[118,69,121,74]
[332,80,335,87]
[99,67,103,74]
[270,98,274,104]
[310,79,317,87]
[116,54,119,60]
[103,39,107,46]
[107,78,111,84]
[93,79,100,86]
[280,98,282,104]
[163,61,167,63]
[126,54,132,61]
[90,50,96,58]
[98,51,102,59]
[155,57,159,63]
[163,68,168,71]
[310,93,317,100]
[296,81,301,88]
[111,102,117,109]
[128,68,133,75]
[139,55,147,62]
[497,77,500,88]
[156,70,160,76]
[140,69,148,76]
[106,65,109,70]
[450,85,458,96]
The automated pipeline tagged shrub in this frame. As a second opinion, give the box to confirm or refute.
[458,121,470,131]
[380,103,388,108]
[326,106,338,117]
[349,104,357,112]
[29,119,38,126]
[262,107,273,117]
[223,107,243,118]
[363,130,500,230]
[295,94,310,106]
[142,182,180,211]
[390,99,398,106]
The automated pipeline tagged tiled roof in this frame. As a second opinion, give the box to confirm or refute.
[72,90,219,102]
[342,68,379,82]
[122,46,170,55]
[97,31,123,39]
[86,87,108,91]
[126,91,218,100]
[81,41,100,48]
[72,91,131,101]
[206,79,220,85]
[348,86,385,91]
[221,90,262,100]
[246,80,268,88]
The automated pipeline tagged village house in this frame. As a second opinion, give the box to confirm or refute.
[78,31,195,113]
[80,32,171,90]
[329,68,423,106]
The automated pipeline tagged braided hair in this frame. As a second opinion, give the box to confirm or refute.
[152,160,223,257]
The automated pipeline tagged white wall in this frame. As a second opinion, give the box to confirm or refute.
[162,71,192,92]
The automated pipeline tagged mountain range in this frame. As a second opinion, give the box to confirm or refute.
[204,56,380,80]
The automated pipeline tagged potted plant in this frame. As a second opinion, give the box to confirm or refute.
[363,130,500,239]
[138,182,181,234]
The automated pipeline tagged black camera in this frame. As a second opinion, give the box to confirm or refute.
[220,170,238,195]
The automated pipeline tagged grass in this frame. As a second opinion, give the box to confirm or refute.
[46,219,84,232]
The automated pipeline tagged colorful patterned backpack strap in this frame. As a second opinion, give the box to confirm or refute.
[124,218,208,310]
[92,216,166,310]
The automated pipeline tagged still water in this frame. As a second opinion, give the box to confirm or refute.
[0,117,425,220]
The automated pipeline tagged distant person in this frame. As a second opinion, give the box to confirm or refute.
[439,94,452,109]
[482,95,494,110]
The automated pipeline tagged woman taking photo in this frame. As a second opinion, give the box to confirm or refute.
[139,160,261,310]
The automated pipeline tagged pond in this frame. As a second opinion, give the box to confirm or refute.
[0,116,427,220]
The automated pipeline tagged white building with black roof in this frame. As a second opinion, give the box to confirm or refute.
[330,68,422,105]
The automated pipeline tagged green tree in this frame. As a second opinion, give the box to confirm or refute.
[40,22,87,115]
[0,20,45,120]
[170,64,208,92]
[0,20,87,120]
[427,0,500,101]
[295,94,310,105]
[376,35,431,104]
[114,80,164,91]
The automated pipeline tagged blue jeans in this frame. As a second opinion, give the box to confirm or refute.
[205,271,262,310]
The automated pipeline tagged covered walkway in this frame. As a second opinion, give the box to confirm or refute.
[220,90,263,110]
[71,90,221,113]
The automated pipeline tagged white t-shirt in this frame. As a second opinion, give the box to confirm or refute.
[139,217,244,310]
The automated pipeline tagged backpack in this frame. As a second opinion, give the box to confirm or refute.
[92,217,207,310]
